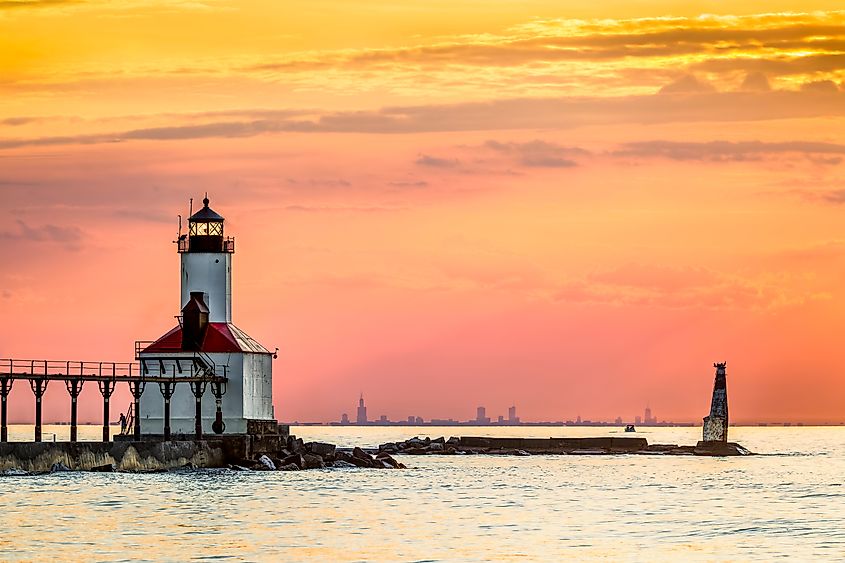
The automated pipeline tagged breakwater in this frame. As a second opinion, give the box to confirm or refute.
[0,433,752,474]
[379,436,752,456]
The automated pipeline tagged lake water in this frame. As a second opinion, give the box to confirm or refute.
[1,425,843,561]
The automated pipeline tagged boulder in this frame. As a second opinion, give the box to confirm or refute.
[282,453,305,469]
[331,460,357,469]
[257,455,276,470]
[376,454,400,468]
[428,443,444,452]
[90,463,114,472]
[229,464,251,471]
[303,454,326,469]
[50,462,71,472]
[348,456,373,468]
[334,450,354,463]
[278,463,300,471]
[306,442,336,458]
[269,457,285,468]
[404,447,429,455]
[352,447,373,461]
[515,450,531,456]
[432,436,446,444]
[286,436,304,452]
[446,436,460,445]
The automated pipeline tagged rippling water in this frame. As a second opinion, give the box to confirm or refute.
[2,425,844,561]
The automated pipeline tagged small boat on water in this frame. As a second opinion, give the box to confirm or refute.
[625,424,636,432]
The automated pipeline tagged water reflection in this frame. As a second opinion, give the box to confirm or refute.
[1,426,843,561]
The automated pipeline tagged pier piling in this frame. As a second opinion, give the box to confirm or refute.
[190,380,207,439]
[98,380,115,443]
[30,380,47,442]
[160,381,174,440]
[129,381,145,441]
[0,378,11,442]
[66,380,84,442]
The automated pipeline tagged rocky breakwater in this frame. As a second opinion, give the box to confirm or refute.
[227,436,407,471]
[379,436,752,457]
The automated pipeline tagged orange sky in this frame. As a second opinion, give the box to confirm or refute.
[2,1,845,424]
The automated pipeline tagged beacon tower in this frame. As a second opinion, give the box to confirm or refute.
[702,362,728,442]
[138,196,275,435]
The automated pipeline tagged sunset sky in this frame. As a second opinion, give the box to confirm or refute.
[2,1,845,424]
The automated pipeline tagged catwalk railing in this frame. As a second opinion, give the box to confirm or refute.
[0,357,228,443]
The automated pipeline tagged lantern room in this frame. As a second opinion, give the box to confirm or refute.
[181,195,234,253]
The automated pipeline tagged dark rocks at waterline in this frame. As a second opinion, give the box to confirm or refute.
[220,437,407,472]
[694,441,751,456]
[90,463,115,472]
[381,436,753,457]
[0,434,406,475]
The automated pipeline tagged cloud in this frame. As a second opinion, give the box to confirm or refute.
[388,180,429,188]
[244,13,845,72]
[1,117,39,126]
[819,189,845,203]
[285,205,404,213]
[415,154,459,168]
[0,0,80,9]
[658,75,716,94]
[286,178,352,188]
[554,263,808,311]
[793,188,845,205]
[0,220,82,247]
[740,72,771,92]
[3,89,845,150]
[614,140,845,162]
[482,140,587,168]
[692,53,845,76]
[113,207,173,223]
[801,80,840,94]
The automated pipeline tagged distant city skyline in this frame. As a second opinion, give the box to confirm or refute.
[335,395,694,427]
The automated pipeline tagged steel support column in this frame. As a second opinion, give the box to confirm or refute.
[97,380,115,442]
[0,378,12,442]
[65,380,84,442]
[159,381,175,441]
[189,380,207,440]
[129,380,145,441]
[29,379,47,442]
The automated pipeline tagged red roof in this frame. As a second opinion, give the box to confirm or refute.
[142,322,268,354]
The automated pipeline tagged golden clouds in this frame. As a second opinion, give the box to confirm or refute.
[3,6,845,115]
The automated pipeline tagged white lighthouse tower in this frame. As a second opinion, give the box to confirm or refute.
[137,196,275,435]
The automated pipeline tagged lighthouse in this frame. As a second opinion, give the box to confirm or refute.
[137,196,275,435]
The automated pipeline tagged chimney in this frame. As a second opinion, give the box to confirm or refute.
[181,291,209,350]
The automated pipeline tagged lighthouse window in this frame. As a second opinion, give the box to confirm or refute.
[189,221,222,236]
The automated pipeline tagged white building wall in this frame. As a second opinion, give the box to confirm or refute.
[242,352,274,420]
[138,350,274,435]
[180,252,232,322]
